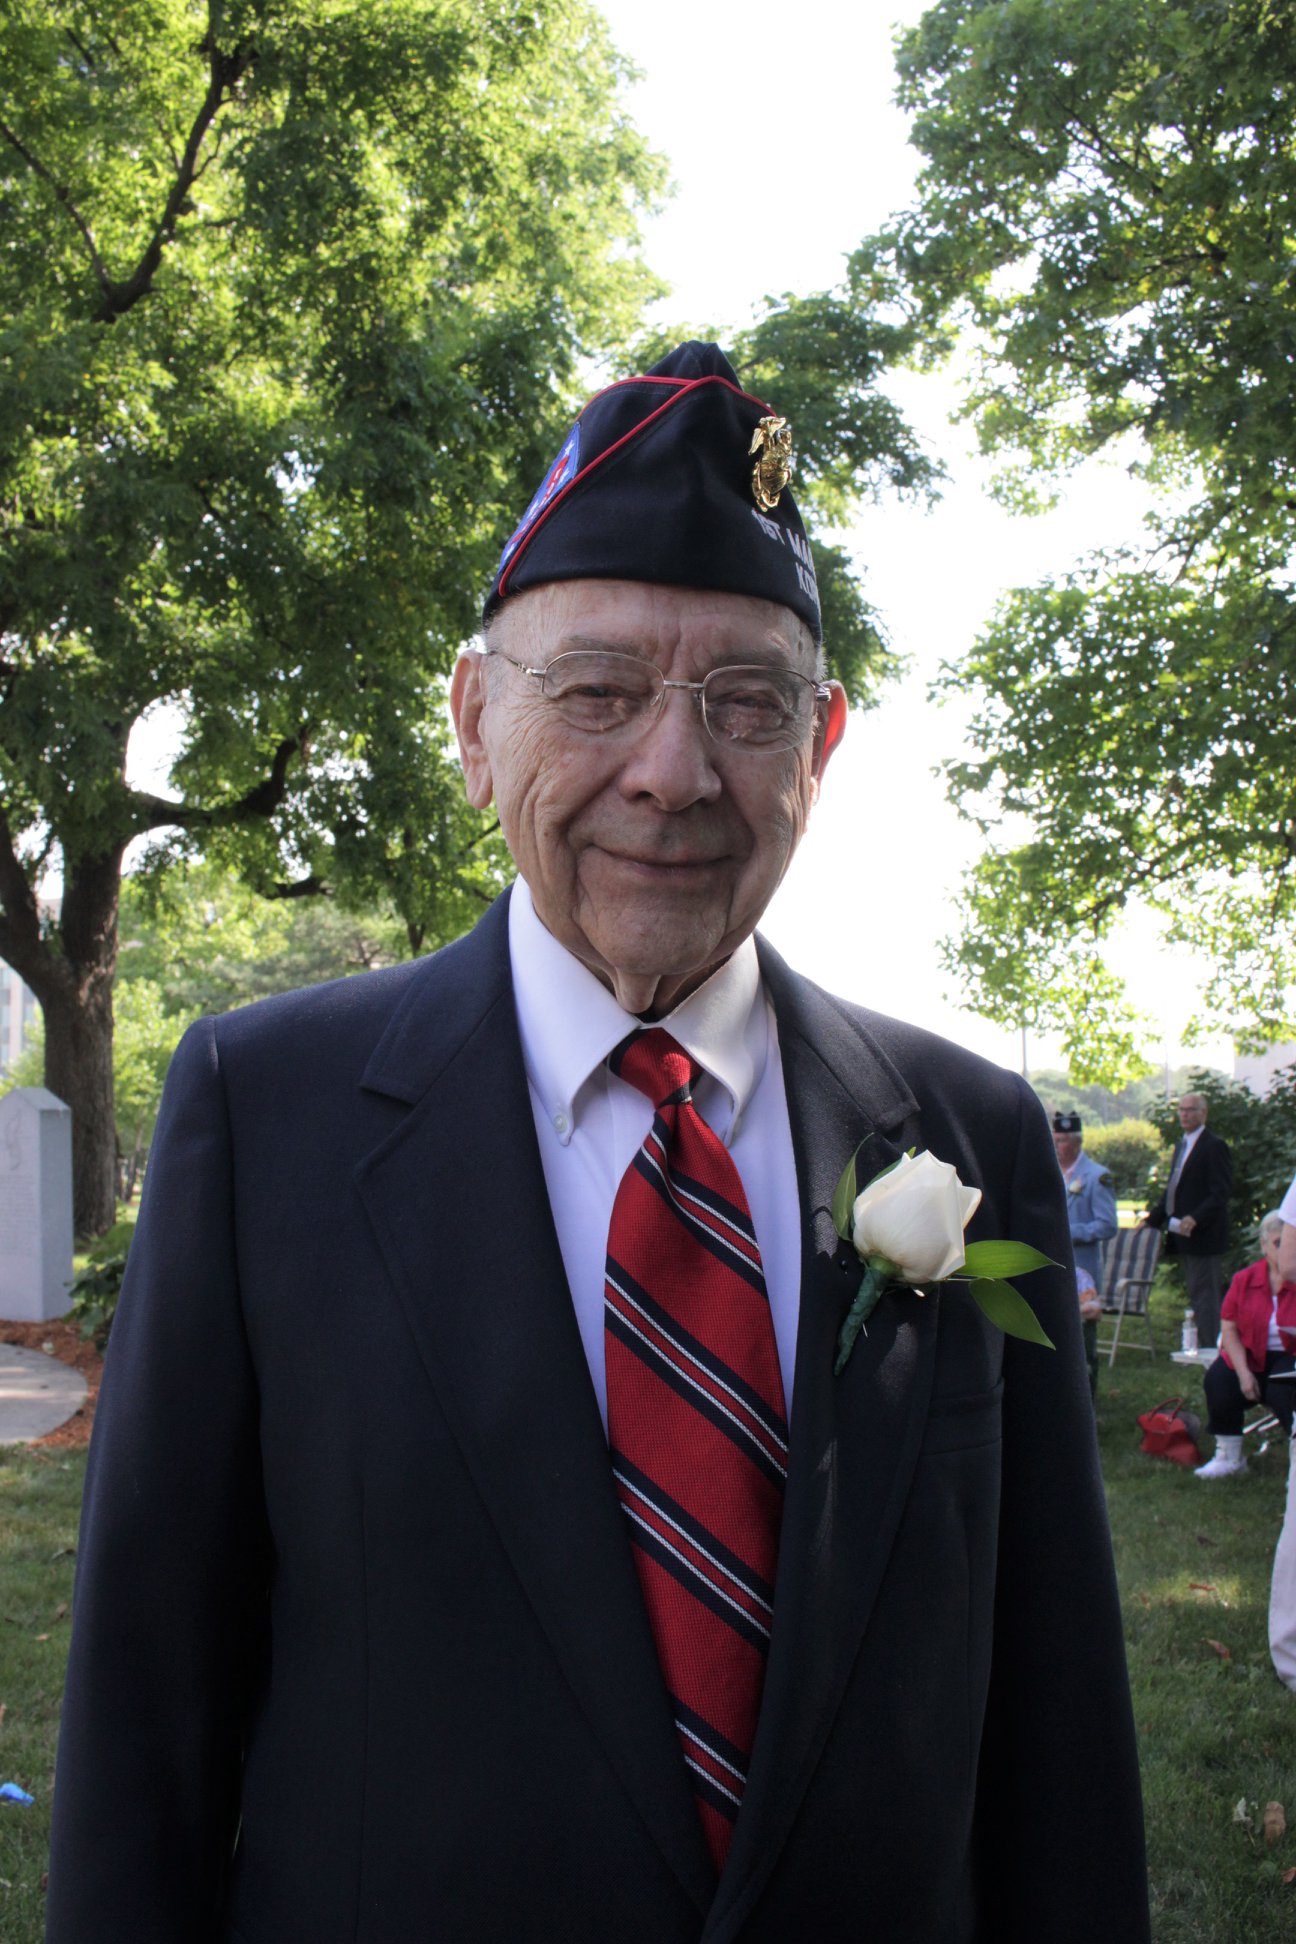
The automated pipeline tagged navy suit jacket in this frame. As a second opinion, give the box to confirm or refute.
[46,893,1148,1941]
[1146,1126,1232,1257]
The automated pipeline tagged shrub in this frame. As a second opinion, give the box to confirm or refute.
[69,1248,129,1351]
[1084,1119,1170,1201]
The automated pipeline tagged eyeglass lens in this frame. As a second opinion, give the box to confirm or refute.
[538,651,816,749]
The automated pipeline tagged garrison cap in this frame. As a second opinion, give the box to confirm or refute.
[1052,1111,1083,1134]
[483,340,821,641]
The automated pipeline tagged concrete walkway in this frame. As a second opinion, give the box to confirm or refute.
[0,1342,87,1444]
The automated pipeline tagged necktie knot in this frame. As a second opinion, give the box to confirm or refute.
[611,1027,696,1109]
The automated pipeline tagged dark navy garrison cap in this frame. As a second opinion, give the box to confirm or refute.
[1052,1111,1083,1134]
[483,341,822,641]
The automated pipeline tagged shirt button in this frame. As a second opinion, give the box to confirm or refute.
[554,1111,570,1136]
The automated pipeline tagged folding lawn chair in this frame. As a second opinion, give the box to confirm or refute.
[1096,1226,1162,1365]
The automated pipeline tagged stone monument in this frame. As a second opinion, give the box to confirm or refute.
[0,1087,74,1321]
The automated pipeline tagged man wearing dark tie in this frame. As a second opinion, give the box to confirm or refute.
[45,343,1149,1941]
[1144,1091,1233,1347]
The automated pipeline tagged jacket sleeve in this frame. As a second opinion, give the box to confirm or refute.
[1071,1163,1118,1245]
[1192,1134,1233,1229]
[972,1083,1150,1939]
[45,1020,272,1942]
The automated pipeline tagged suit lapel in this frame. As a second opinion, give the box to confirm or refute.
[353,896,713,1914]
[706,942,938,1937]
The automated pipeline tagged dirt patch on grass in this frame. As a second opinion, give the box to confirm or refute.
[0,1320,102,1448]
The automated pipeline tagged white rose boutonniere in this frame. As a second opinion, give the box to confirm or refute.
[1068,1175,1083,1196]
[831,1145,1056,1375]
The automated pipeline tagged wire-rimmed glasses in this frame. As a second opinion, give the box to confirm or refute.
[485,647,829,754]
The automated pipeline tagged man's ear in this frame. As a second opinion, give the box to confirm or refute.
[811,681,848,790]
[450,651,495,810]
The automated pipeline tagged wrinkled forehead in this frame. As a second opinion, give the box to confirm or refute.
[488,578,818,672]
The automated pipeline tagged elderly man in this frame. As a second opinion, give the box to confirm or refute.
[46,344,1148,1942]
[1144,1091,1233,1347]
[1051,1111,1118,1286]
[1052,1111,1117,1393]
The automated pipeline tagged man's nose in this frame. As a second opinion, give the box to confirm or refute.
[617,686,723,809]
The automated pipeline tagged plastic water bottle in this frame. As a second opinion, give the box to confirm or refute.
[1182,1308,1198,1353]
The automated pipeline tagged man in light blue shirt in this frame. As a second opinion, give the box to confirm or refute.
[1052,1111,1119,1288]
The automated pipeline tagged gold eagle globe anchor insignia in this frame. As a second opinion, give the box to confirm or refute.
[749,414,794,511]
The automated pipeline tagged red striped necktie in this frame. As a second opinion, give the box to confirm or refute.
[604,1027,788,1874]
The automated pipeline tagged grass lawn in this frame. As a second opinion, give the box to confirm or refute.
[2,1285,1295,1939]
[0,1446,83,1941]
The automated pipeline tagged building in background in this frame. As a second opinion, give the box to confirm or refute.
[1236,1046,1296,1096]
[0,961,39,1076]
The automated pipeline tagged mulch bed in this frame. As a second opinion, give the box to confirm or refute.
[1,1320,103,1449]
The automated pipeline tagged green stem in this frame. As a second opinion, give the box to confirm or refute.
[834,1258,897,1376]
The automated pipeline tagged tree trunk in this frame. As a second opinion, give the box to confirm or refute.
[44,971,118,1239]
[5,843,127,1240]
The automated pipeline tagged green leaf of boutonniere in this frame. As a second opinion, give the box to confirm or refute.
[830,1135,878,1242]
[961,1240,1059,1279]
[970,1277,1056,1348]
[830,1147,860,1243]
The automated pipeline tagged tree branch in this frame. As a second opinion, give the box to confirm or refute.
[0,117,114,301]
[129,732,307,834]
[91,18,255,324]
[0,801,55,992]
[262,874,329,901]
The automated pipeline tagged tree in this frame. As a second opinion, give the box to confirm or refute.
[0,0,665,1232]
[856,0,1296,1057]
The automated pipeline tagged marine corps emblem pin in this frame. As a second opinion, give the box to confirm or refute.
[748,414,794,511]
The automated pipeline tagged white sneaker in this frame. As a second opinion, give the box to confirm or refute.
[1194,1452,1249,1478]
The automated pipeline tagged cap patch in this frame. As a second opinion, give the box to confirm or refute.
[497,424,581,573]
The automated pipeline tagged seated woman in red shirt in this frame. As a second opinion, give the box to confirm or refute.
[1196,1212,1296,1478]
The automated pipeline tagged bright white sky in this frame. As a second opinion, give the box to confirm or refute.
[592,0,1233,1081]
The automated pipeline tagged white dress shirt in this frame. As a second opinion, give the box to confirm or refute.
[508,879,802,1431]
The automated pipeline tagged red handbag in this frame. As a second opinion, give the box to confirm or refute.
[1137,1397,1203,1467]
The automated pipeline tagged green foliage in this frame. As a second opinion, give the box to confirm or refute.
[2,0,660,902]
[0,0,674,1227]
[1147,1067,1296,1276]
[940,848,1156,1085]
[0,0,661,981]
[1030,1063,1218,1129]
[1084,1118,1169,1201]
[118,862,406,1015]
[68,1248,130,1351]
[864,0,1296,1045]
[0,1026,44,1094]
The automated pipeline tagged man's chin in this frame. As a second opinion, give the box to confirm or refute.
[581,925,737,1017]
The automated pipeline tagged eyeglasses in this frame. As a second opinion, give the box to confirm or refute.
[485,647,830,754]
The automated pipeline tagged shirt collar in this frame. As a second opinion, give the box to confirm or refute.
[508,878,766,1147]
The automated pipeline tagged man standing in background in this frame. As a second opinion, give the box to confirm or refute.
[1051,1111,1118,1287]
[1052,1111,1118,1393]
[1144,1093,1232,1347]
